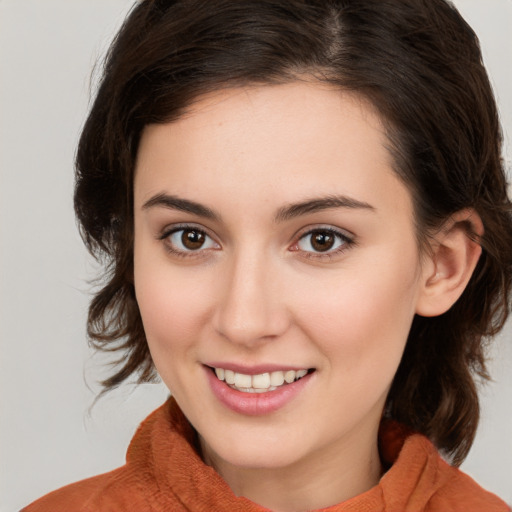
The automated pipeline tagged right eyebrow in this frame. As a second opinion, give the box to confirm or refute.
[141,193,220,221]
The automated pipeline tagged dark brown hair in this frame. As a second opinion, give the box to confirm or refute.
[75,0,512,465]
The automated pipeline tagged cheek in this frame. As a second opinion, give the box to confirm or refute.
[292,267,419,414]
[134,257,213,355]
[293,256,420,371]
[134,263,218,399]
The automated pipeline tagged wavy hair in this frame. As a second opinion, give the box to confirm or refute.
[75,0,512,465]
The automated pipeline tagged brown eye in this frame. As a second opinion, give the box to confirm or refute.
[164,227,219,254]
[296,228,349,255]
[310,231,335,252]
[181,229,206,250]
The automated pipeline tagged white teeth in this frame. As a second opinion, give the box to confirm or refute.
[213,367,310,392]
[252,373,270,389]
[296,369,308,379]
[234,373,252,388]
[236,386,277,394]
[284,370,296,384]
[269,371,285,387]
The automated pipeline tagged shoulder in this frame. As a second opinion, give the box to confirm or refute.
[406,434,509,512]
[426,461,510,512]
[21,466,154,512]
[378,423,510,512]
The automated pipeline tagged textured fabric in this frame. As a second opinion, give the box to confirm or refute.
[23,398,509,512]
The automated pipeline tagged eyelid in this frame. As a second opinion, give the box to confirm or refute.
[156,222,355,260]
[158,222,217,240]
[158,222,221,257]
[289,224,356,258]
[292,224,355,243]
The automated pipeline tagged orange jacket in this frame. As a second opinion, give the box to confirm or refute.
[23,398,509,511]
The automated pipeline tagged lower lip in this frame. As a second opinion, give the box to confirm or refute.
[205,367,314,416]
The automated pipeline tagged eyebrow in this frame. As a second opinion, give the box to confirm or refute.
[274,195,375,222]
[142,192,375,223]
[142,193,220,221]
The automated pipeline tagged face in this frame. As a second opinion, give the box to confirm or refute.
[134,82,428,475]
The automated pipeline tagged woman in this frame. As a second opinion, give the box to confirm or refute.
[23,0,511,510]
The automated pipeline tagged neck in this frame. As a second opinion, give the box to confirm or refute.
[200,424,383,512]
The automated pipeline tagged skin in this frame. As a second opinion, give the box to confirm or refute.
[133,82,479,512]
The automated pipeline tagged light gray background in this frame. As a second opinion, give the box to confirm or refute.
[1,1,511,511]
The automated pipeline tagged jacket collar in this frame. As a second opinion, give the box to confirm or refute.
[125,397,451,511]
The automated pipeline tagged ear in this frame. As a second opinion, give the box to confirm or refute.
[416,209,484,317]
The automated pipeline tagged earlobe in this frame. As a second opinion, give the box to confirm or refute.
[416,209,483,317]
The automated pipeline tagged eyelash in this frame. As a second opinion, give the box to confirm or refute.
[291,226,355,261]
[158,224,355,260]
[158,224,220,259]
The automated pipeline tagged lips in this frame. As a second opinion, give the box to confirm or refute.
[204,364,315,415]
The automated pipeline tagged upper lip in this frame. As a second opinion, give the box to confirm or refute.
[204,362,312,375]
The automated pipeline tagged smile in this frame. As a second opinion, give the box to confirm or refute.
[213,367,310,393]
[203,361,317,416]
[205,364,315,415]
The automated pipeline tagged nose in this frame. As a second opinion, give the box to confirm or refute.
[213,249,290,347]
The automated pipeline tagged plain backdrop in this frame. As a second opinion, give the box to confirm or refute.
[1,1,511,510]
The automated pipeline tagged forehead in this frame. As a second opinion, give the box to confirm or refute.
[134,82,412,221]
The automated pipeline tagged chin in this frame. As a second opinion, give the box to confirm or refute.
[200,427,309,470]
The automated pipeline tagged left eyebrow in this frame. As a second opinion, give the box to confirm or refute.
[275,195,375,222]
